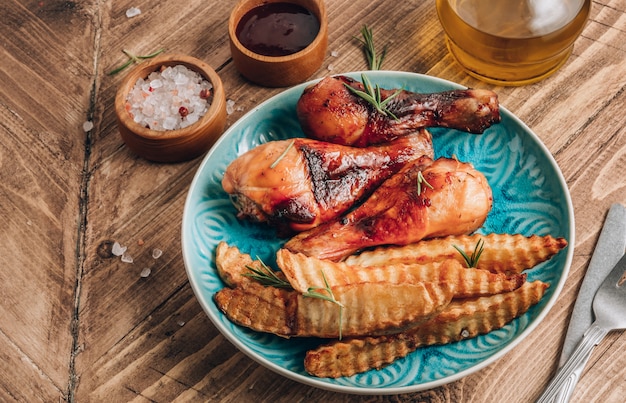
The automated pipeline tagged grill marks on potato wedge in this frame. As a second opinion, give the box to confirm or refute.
[215,241,260,287]
[214,282,294,337]
[215,280,454,338]
[277,248,526,298]
[304,280,549,378]
[299,281,453,337]
[343,233,567,274]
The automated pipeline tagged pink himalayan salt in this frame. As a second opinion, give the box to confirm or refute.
[125,65,213,131]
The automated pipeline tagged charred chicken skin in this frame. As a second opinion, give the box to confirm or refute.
[296,75,501,147]
[284,156,493,261]
[221,131,434,233]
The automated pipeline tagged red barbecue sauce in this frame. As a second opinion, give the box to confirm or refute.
[236,2,320,57]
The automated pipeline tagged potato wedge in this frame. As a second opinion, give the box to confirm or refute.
[343,233,567,274]
[215,282,294,337]
[215,241,255,287]
[304,280,549,378]
[277,248,526,298]
[214,279,454,338]
[299,280,454,338]
[215,241,287,288]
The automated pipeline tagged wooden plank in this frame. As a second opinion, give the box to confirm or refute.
[0,0,97,401]
[74,0,245,401]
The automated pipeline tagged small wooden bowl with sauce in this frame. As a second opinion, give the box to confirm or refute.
[114,54,227,163]
[229,0,328,87]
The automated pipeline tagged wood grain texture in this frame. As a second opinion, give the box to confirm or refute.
[1,0,626,402]
[0,0,96,401]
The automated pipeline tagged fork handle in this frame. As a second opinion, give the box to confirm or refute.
[536,323,608,403]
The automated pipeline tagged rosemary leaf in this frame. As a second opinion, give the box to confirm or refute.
[357,25,387,70]
[107,59,133,76]
[362,73,375,95]
[453,238,485,268]
[138,48,166,59]
[108,48,165,76]
[243,260,293,289]
[302,271,345,339]
[270,139,295,169]
[416,170,434,195]
[345,73,400,119]
[244,262,346,340]
[380,88,402,109]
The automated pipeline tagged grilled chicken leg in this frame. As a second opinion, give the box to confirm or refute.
[284,157,493,261]
[297,75,501,146]
[222,131,434,233]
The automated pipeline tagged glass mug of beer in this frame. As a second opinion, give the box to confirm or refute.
[436,0,591,85]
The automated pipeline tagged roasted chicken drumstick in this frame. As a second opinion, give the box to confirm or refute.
[222,131,433,233]
[297,75,501,146]
[284,156,493,261]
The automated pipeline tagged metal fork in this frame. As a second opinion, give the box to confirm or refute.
[537,253,626,403]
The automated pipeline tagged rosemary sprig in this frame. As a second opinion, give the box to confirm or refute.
[108,48,166,75]
[356,25,387,70]
[244,263,345,339]
[416,170,434,196]
[243,260,292,289]
[270,139,295,169]
[454,238,485,268]
[302,270,345,339]
[345,73,401,119]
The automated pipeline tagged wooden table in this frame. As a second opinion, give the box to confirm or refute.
[2,0,625,401]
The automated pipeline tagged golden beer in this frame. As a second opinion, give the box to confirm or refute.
[436,0,591,85]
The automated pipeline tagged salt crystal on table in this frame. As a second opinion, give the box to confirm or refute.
[226,99,235,115]
[112,242,127,256]
[126,7,141,18]
[121,252,134,263]
[152,248,163,259]
[82,121,94,132]
[140,267,151,278]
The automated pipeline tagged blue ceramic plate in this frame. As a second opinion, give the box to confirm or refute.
[182,71,574,394]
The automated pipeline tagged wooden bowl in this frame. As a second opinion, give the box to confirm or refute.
[114,54,227,162]
[228,0,328,87]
